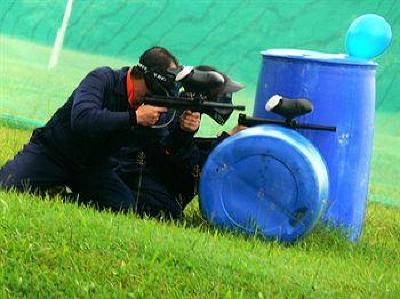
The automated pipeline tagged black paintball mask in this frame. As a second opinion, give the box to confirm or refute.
[136,63,181,96]
[178,66,245,124]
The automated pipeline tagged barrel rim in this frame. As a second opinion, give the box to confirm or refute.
[261,49,378,67]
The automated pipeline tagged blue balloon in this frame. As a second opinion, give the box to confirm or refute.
[345,14,392,59]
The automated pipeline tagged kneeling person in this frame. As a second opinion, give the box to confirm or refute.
[113,65,246,219]
[0,47,180,212]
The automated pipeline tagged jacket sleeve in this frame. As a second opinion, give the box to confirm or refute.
[70,67,132,139]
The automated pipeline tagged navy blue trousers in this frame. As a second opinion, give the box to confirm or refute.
[0,142,136,212]
[0,142,184,218]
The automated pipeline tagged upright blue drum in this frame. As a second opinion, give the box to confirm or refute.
[254,49,377,241]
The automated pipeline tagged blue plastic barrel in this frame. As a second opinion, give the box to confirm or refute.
[199,125,329,242]
[254,49,377,241]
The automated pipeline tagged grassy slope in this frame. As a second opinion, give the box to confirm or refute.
[0,128,399,298]
[370,134,400,207]
[1,36,400,297]
[0,35,129,126]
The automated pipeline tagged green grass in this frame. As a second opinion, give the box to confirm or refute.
[1,107,400,298]
[0,35,130,125]
[1,35,400,297]
[369,134,400,207]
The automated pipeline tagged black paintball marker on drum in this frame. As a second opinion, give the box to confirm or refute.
[238,96,336,132]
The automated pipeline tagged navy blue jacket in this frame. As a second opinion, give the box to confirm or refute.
[32,67,138,168]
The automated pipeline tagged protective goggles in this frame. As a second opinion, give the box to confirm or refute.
[137,63,181,96]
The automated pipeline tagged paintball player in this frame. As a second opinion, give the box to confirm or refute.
[0,47,185,212]
[113,65,247,219]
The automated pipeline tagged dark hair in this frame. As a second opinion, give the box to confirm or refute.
[131,46,179,79]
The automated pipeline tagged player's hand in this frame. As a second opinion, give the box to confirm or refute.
[136,105,167,126]
[180,111,201,132]
[227,124,247,136]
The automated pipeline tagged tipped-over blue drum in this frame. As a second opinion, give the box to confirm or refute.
[199,125,329,242]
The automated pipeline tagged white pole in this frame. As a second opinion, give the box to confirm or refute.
[48,0,73,69]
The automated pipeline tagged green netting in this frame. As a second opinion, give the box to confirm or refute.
[0,0,399,206]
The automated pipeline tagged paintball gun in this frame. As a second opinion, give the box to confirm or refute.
[143,94,245,125]
[143,67,246,125]
[238,96,336,132]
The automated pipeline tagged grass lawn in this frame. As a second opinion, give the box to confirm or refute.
[1,35,400,297]
[1,126,400,298]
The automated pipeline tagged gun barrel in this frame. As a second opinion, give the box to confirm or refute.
[143,96,193,109]
[143,96,245,111]
[295,123,337,132]
[238,114,336,132]
[202,101,245,111]
[238,114,287,127]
